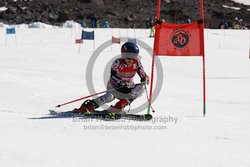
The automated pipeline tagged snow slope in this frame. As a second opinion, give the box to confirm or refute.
[234,0,250,5]
[0,25,250,167]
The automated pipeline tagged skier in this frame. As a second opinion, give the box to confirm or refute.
[74,41,149,114]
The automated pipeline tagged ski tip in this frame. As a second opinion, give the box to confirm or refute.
[49,109,57,115]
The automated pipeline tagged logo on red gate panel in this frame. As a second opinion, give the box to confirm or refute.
[171,30,190,49]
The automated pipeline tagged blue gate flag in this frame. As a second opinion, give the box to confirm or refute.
[81,30,94,40]
[6,28,16,34]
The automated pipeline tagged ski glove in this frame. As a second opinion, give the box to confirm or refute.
[140,75,149,85]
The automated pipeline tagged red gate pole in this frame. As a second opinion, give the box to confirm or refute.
[200,0,206,116]
[148,0,161,114]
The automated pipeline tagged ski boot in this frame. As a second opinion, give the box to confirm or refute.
[107,99,129,115]
[73,99,99,113]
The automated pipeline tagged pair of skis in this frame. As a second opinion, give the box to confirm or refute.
[49,109,152,121]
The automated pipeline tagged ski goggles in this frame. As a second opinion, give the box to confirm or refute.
[121,53,138,60]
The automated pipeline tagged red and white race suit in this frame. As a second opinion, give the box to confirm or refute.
[109,58,147,89]
[92,58,149,108]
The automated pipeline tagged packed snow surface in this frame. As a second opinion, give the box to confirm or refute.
[0,24,250,167]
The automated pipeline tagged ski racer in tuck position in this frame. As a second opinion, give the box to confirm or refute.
[74,41,149,114]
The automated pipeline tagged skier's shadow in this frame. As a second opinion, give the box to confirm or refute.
[29,113,114,121]
[29,114,83,120]
[29,110,87,120]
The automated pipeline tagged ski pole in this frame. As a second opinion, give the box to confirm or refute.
[55,88,116,108]
[143,83,155,113]
[55,82,146,108]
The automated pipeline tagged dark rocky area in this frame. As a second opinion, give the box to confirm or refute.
[0,0,249,28]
